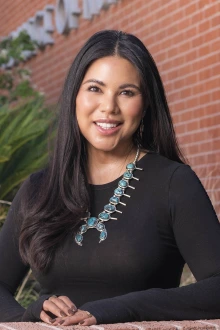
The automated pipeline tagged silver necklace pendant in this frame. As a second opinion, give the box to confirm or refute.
[75,148,143,246]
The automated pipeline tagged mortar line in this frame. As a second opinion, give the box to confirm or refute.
[175,112,220,127]
[197,320,219,330]
[169,323,183,330]
[177,124,220,137]
[0,325,17,330]
[125,323,146,330]
[90,326,105,330]
[171,100,219,112]
[40,323,63,330]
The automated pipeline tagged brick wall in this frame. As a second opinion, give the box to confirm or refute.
[0,0,219,217]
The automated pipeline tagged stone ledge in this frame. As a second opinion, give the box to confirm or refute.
[0,320,220,330]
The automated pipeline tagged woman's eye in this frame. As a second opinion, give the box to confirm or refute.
[121,90,135,97]
[88,85,101,92]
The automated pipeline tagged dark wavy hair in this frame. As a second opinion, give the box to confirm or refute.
[19,30,186,272]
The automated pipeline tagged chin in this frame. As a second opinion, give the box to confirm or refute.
[87,138,133,153]
[88,142,119,153]
[94,146,117,153]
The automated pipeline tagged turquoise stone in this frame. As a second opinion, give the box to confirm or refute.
[110,196,120,204]
[104,204,116,213]
[98,212,110,221]
[80,224,87,234]
[87,217,98,228]
[126,163,135,170]
[75,233,83,243]
[96,222,105,231]
[123,171,132,180]
[99,230,107,241]
[114,188,124,196]
[119,180,128,188]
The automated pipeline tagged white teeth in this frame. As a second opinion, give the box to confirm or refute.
[96,122,118,129]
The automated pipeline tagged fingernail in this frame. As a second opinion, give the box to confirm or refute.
[72,306,78,312]
[49,318,57,324]
[60,311,66,317]
[68,308,76,315]
[58,320,65,325]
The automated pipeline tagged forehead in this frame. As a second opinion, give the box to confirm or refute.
[83,56,141,84]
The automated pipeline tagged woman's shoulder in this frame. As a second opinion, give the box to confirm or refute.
[137,151,200,192]
[29,168,48,184]
[15,169,48,203]
[139,150,189,173]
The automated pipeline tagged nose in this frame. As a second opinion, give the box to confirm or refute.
[100,93,119,114]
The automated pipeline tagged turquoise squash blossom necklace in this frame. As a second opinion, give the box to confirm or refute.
[74,147,143,246]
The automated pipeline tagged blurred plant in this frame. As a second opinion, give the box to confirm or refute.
[0,30,37,66]
[0,30,54,308]
[0,98,55,306]
[0,31,38,106]
[15,269,40,308]
[0,27,55,201]
[180,264,196,287]
[0,97,55,200]
[0,201,10,229]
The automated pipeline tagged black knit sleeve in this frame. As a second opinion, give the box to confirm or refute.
[0,179,50,322]
[80,165,220,324]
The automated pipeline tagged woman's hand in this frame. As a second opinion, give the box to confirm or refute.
[40,295,97,326]
[49,309,97,326]
[40,295,77,323]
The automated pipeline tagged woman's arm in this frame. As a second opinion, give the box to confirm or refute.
[0,180,51,322]
[0,181,29,321]
[78,165,220,324]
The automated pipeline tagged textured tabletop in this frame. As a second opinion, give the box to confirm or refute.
[0,320,220,330]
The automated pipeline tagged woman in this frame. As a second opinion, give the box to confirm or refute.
[0,30,220,326]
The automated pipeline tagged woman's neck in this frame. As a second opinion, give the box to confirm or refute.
[86,145,147,185]
[87,145,137,185]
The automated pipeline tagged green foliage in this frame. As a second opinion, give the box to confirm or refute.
[0,29,53,309]
[0,30,55,201]
[0,31,38,106]
[0,203,10,229]
[11,79,38,99]
[0,70,39,106]
[0,31,37,66]
[0,71,13,90]
[0,96,55,200]
[17,284,39,309]
[15,269,39,308]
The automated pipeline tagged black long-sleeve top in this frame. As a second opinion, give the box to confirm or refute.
[1,152,220,323]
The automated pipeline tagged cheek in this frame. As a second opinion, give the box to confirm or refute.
[76,94,90,113]
[124,99,143,121]
[76,92,98,116]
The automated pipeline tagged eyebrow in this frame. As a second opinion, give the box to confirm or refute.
[83,79,141,91]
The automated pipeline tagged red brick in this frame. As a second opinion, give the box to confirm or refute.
[203,3,220,18]
[212,90,220,102]
[198,20,211,33]
[184,2,198,16]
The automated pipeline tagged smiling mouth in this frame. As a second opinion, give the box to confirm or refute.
[95,122,121,130]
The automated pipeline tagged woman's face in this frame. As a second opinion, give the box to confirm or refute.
[76,56,143,154]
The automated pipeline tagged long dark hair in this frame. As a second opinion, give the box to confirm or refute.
[19,30,186,272]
